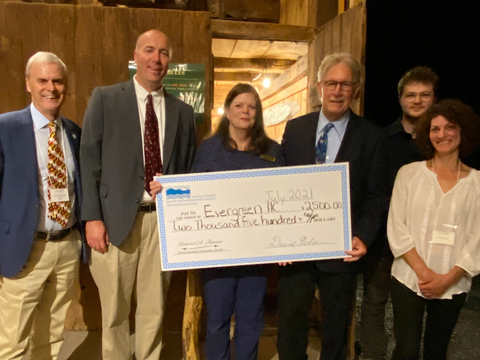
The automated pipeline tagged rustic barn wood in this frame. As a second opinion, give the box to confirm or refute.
[214,57,296,72]
[212,19,314,42]
[0,4,212,353]
[279,0,316,27]
[307,1,365,115]
[223,0,279,23]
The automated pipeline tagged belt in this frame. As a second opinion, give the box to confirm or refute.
[139,203,156,213]
[36,227,73,241]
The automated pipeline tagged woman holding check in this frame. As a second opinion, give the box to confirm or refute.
[192,83,284,360]
[387,99,480,360]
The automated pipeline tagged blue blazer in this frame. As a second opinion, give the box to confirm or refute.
[0,106,85,278]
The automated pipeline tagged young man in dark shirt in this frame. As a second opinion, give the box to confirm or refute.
[359,66,439,360]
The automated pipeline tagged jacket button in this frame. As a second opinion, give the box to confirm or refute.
[140,175,145,180]
[135,199,139,204]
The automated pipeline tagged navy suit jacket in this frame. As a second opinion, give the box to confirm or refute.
[0,106,84,278]
[281,110,389,273]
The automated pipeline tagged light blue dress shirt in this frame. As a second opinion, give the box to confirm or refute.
[31,104,76,232]
[315,109,350,164]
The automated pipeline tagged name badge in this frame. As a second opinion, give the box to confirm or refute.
[430,230,455,246]
[49,188,69,203]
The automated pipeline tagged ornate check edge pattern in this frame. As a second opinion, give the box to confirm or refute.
[156,164,351,270]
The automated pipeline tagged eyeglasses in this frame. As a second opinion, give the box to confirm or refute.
[403,92,434,102]
[321,80,355,91]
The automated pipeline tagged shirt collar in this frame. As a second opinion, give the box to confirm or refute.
[133,75,164,102]
[317,108,350,137]
[30,103,62,130]
[387,117,409,136]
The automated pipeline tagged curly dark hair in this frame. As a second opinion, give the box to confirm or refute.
[413,99,480,160]
[397,66,439,97]
[215,83,271,155]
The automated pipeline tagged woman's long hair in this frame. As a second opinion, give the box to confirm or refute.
[215,83,271,155]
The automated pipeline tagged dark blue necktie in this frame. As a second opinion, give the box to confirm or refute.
[315,122,335,164]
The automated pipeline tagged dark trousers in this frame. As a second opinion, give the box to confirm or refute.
[202,267,268,360]
[391,277,467,360]
[278,262,358,360]
[360,251,393,360]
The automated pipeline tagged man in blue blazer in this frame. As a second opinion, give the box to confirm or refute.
[277,53,389,360]
[0,52,83,359]
[81,29,196,360]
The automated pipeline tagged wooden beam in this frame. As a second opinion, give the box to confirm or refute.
[260,54,308,100]
[214,57,296,73]
[214,72,256,82]
[211,19,314,42]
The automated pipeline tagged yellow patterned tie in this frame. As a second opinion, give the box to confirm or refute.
[47,122,71,227]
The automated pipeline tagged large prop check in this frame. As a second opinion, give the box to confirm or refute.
[155,163,351,271]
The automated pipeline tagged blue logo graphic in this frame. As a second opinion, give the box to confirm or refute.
[166,186,191,199]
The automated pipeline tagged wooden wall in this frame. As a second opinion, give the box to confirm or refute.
[262,77,308,142]
[0,2,212,144]
[0,2,211,333]
[307,1,366,114]
[279,0,316,27]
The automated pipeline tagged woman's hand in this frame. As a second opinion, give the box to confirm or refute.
[419,266,465,299]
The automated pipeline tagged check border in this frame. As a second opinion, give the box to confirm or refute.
[156,164,350,270]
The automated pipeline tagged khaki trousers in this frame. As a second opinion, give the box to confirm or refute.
[90,211,171,360]
[0,231,81,360]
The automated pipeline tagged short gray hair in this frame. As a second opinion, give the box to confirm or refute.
[25,52,67,78]
[317,53,361,84]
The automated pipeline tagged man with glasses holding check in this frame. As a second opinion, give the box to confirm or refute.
[278,53,389,360]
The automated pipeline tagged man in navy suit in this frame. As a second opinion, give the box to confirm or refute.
[0,52,83,359]
[277,53,389,360]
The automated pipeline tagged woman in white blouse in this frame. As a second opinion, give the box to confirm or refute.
[387,99,480,360]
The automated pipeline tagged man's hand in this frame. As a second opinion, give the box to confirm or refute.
[344,236,367,262]
[278,262,293,266]
[150,173,163,200]
[86,220,109,254]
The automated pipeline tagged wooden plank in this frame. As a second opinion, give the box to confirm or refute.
[214,57,296,72]
[230,39,271,59]
[182,10,212,152]
[131,8,158,52]
[0,3,26,113]
[102,6,131,86]
[279,0,310,26]
[212,38,236,58]
[182,271,203,360]
[156,9,184,62]
[25,3,50,60]
[49,4,77,123]
[214,72,255,82]
[75,4,104,127]
[261,54,307,101]
[224,0,279,23]
[212,19,314,42]
[316,0,338,28]
[331,13,342,53]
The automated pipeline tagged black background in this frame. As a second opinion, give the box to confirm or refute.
[364,0,480,127]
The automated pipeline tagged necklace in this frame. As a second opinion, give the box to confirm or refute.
[432,158,460,184]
